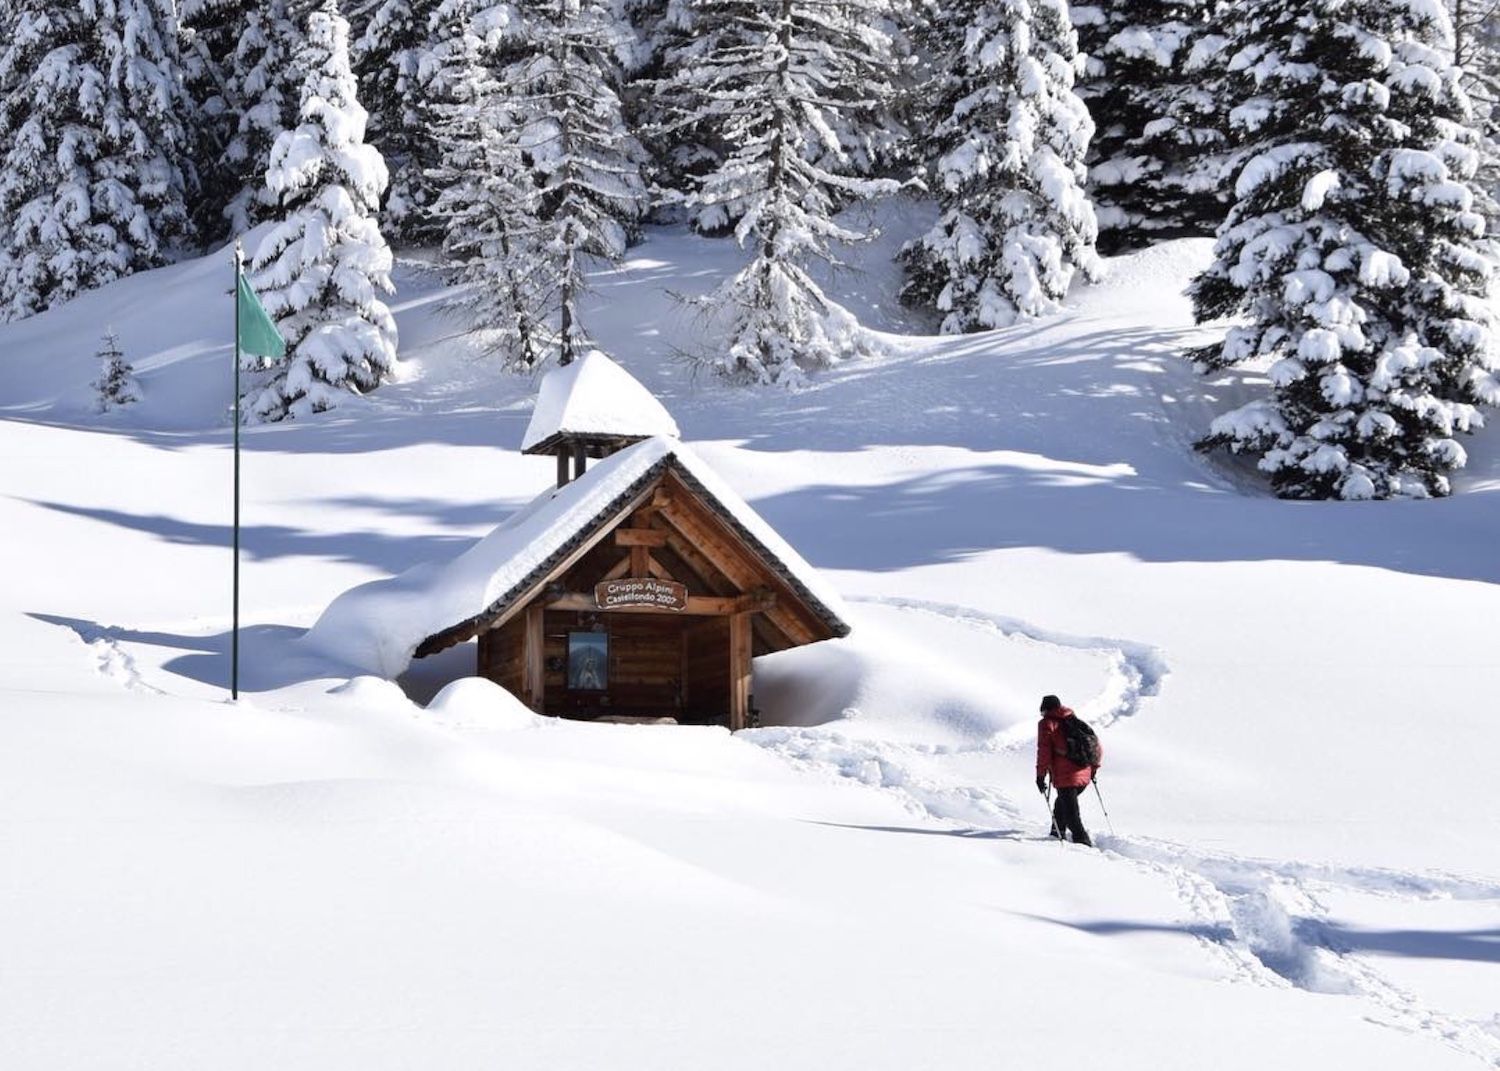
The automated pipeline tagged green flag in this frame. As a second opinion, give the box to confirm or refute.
[236,272,285,360]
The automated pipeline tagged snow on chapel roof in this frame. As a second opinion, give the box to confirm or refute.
[304,436,850,679]
[521,350,679,453]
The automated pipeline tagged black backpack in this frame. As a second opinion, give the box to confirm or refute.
[1060,716,1102,768]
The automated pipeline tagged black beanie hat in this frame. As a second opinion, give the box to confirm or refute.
[1040,694,1062,712]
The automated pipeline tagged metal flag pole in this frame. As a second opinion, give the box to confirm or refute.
[232,241,242,701]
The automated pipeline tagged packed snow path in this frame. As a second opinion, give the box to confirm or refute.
[752,722,1500,1070]
[852,596,1169,728]
[749,599,1500,1069]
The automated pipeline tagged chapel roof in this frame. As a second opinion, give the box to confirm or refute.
[305,437,850,678]
[520,350,680,455]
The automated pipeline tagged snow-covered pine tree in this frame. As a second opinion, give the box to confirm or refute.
[344,0,379,44]
[180,0,247,240]
[355,0,526,243]
[805,0,911,186]
[0,1,14,289]
[1190,0,1499,500]
[92,330,143,411]
[355,0,443,242]
[0,0,195,321]
[654,0,906,237]
[667,0,904,384]
[179,0,230,237]
[246,0,398,421]
[514,0,649,365]
[900,0,1102,333]
[428,16,553,369]
[180,0,305,241]
[1072,0,1237,248]
[627,0,720,220]
[1450,0,1500,200]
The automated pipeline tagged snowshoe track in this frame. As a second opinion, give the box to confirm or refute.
[850,595,1169,727]
[752,599,1499,1068]
[1108,837,1500,1068]
[71,623,164,694]
[755,726,1500,1067]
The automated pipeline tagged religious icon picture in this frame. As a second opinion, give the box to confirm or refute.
[567,631,609,691]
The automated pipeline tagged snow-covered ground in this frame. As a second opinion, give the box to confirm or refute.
[3,208,1498,1069]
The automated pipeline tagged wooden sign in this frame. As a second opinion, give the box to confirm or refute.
[594,578,688,611]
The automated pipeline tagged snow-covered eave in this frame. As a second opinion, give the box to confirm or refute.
[415,446,853,659]
[412,454,673,658]
[519,350,680,452]
[662,453,852,642]
[305,436,852,680]
[520,430,649,457]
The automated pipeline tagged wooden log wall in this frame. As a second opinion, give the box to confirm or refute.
[464,475,840,728]
[539,611,687,719]
[683,617,729,723]
[478,616,525,697]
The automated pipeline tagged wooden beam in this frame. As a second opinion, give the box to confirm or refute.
[659,497,757,589]
[650,544,712,591]
[630,544,649,576]
[658,485,818,646]
[728,611,752,732]
[651,509,736,595]
[752,612,793,656]
[483,479,665,633]
[601,554,632,581]
[522,603,545,712]
[741,589,777,613]
[545,592,772,615]
[645,553,675,582]
[615,529,668,547]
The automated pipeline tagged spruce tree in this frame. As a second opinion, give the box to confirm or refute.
[93,330,143,411]
[180,0,307,241]
[900,0,1102,333]
[1072,0,1237,248]
[515,0,649,365]
[355,0,443,242]
[628,0,720,221]
[655,0,906,237]
[1190,0,1499,500]
[0,1,14,289]
[246,0,398,421]
[0,0,194,321]
[665,0,904,384]
[428,22,553,369]
[800,0,910,187]
[1450,0,1500,201]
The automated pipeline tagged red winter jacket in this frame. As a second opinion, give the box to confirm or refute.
[1036,707,1098,789]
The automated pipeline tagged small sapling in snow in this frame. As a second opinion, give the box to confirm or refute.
[93,330,142,412]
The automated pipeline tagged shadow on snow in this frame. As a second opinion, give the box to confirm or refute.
[27,612,325,693]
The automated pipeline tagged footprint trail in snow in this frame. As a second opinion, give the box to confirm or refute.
[749,598,1500,1069]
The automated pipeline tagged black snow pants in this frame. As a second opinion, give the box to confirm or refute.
[1052,787,1092,847]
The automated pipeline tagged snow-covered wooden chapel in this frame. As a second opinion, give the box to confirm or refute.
[309,351,850,729]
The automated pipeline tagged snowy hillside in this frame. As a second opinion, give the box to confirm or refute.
[2,221,1499,1070]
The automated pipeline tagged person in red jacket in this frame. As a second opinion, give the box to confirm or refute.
[1035,694,1098,846]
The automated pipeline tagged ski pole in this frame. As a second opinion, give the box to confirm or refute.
[1092,778,1115,836]
[1043,784,1064,843]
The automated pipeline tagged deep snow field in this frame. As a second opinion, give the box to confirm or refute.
[2,203,1499,1069]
